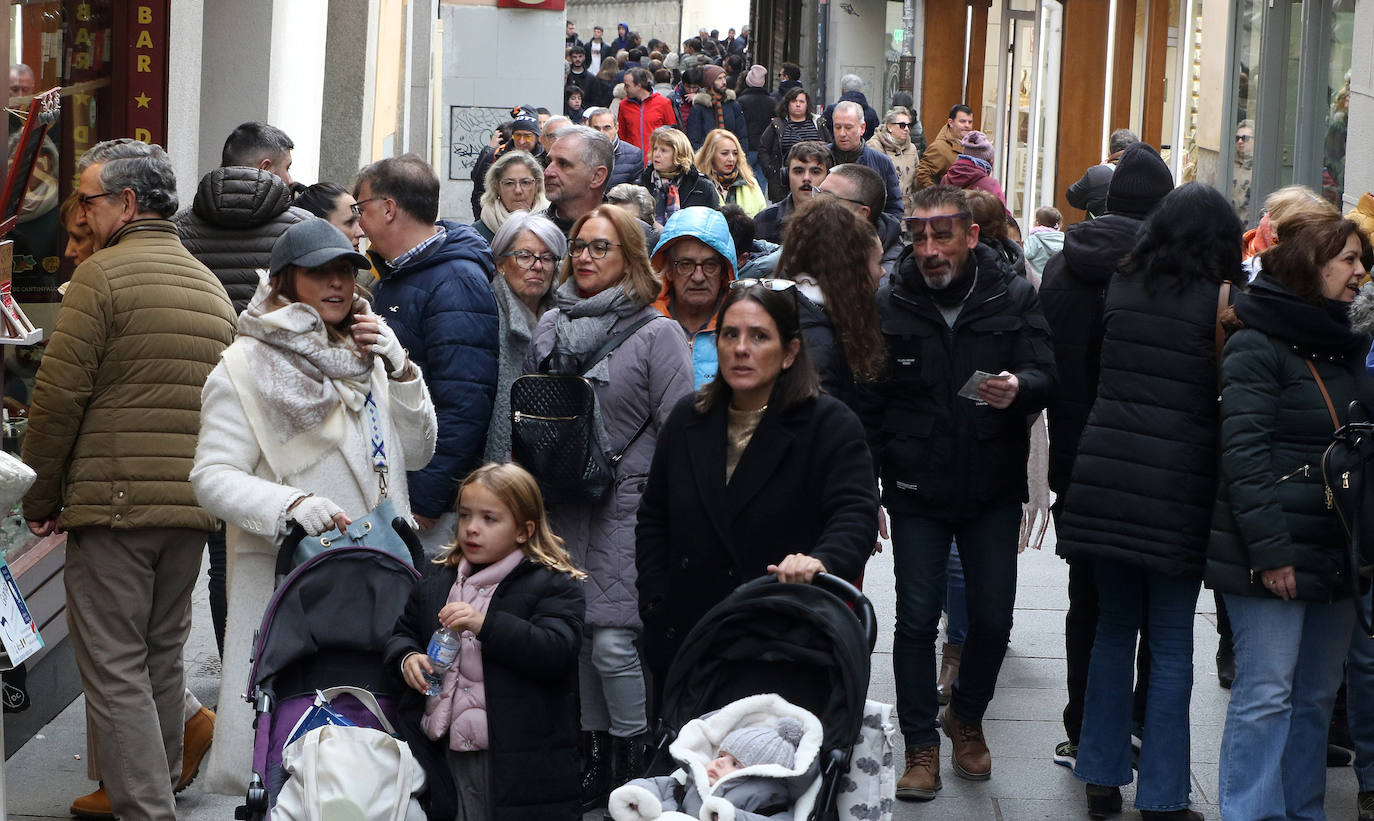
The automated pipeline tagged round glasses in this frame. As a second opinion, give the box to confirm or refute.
[503,250,561,269]
[570,238,620,259]
[670,258,723,277]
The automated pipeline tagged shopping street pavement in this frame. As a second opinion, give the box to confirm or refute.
[0,526,1364,819]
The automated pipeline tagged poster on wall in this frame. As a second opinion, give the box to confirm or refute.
[448,105,520,181]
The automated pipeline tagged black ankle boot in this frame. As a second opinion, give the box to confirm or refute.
[1085,783,1122,819]
[609,732,648,789]
[580,730,611,811]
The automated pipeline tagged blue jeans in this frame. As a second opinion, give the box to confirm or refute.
[1073,560,1199,812]
[891,503,1022,746]
[943,543,968,645]
[1348,592,1374,791]
[1220,593,1355,821]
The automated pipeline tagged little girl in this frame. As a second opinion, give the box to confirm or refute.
[385,462,586,821]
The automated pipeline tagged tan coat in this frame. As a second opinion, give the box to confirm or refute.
[915,123,964,190]
[22,219,236,531]
[868,129,921,218]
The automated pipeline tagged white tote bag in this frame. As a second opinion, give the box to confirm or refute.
[272,687,427,821]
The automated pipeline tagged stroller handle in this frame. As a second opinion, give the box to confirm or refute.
[739,572,878,653]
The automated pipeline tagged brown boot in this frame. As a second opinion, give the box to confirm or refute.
[936,642,962,705]
[176,706,216,792]
[70,784,115,819]
[895,744,942,800]
[942,705,991,780]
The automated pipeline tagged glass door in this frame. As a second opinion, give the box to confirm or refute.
[1014,0,1062,231]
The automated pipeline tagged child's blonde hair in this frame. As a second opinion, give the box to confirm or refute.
[436,462,587,580]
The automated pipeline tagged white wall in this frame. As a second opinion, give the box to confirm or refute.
[438,2,564,222]
[167,0,204,208]
[566,0,684,50]
[197,0,274,175]
[267,0,329,184]
[824,0,887,108]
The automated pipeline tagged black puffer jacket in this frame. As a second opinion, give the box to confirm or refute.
[1207,276,1374,600]
[736,86,777,151]
[173,167,312,314]
[385,559,584,821]
[864,242,1057,520]
[1055,273,1230,577]
[1040,214,1143,492]
[796,292,857,411]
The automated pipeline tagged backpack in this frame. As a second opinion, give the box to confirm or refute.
[510,315,655,506]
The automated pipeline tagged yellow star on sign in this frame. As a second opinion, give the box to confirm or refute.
[134,92,151,109]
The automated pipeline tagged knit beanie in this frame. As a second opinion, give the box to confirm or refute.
[1105,141,1174,219]
[960,131,994,163]
[701,64,725,88]
[511,112,541,137]
[745,65,767,88]
[719,717,805,770]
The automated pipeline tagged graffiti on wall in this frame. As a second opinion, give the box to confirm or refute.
[448,105,513,181]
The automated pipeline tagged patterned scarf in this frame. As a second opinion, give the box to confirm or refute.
[712,90,726,130]
[710,165,741,203]
[874,124,909,155]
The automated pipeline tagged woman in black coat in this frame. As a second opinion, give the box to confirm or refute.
[1207,212,1373,820]
[635,282,877,704]
[1055,184,1244,821]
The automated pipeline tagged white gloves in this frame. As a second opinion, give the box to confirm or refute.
[371,317,408,377]
[698,796,736,821]
[608,784,662,821]
[289,495,345,536]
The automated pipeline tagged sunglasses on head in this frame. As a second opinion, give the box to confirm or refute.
[904,212,972,240]
[730,278,796,292]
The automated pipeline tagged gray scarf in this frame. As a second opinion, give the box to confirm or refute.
[549,278,641,381]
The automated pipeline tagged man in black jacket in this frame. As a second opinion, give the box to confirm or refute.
[753,141,831,244]
[866,185,1055,802]
[1064,128,1138,219]
[1039,140,1175,769]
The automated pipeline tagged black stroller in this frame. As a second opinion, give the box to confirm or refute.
[234,533,424,820]
[649,572,877,821]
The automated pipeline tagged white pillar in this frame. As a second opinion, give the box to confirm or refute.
[1344,0,1374,212]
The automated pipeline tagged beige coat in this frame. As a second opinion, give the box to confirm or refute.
[21,219,235,531]
[868,128,921,218]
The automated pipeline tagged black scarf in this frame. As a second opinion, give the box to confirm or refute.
[910,255,978,308]
[1233,274,1370,360]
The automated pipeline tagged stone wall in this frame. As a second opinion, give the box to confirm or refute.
[1344,0,1373,213]
[566,0,683,51]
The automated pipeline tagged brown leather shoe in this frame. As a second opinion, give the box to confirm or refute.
[895,744,941,800]
[177,706,216,792]
[942,705,991,780]
[70,784,115,819]
[936,642,962,705]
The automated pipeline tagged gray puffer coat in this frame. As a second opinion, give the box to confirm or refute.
[173,166,313,313]
[525,305,693,628]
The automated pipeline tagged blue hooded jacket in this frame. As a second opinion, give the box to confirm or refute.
[372,221,500,518]
[651,208,738,388]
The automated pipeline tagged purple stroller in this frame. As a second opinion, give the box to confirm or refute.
[233,540,422,820]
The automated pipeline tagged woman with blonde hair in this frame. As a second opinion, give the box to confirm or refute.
[474,151,549,243]
[868,107,921,218]
[523,204,693,803]
[693,128,767,217]
[638,125,718,224]
[1242,184,1339,277]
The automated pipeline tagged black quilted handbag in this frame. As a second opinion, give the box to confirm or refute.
[511,316,654,505]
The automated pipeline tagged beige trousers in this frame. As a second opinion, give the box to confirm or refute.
[64,526,205,821]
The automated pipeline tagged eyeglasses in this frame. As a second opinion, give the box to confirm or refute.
[503,250,561,269]
[810,186,868,209]
[730,278,796,291]
[890,121,912,129]
[670,258,723,277]
[77,191,118,208]
[352,196,385,215]
[905,212,972,242]
[500,178,538,190]
[570,238,620,259]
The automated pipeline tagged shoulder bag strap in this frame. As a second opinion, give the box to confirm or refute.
[581,314,657,376]
[1305,360,1341,432]
[363,392,389,499]
[1214,282,1231,394]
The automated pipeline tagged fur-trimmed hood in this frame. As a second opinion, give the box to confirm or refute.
[693,89,737,107]
[1350,282,1374,338]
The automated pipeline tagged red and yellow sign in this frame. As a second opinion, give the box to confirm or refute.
[112,1,170,146]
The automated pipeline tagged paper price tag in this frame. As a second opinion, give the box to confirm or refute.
[0,557,41,666]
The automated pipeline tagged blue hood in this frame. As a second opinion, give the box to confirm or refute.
[651,207,738,279]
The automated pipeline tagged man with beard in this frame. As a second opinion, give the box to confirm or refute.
[567,47,608,108]
[864,184,1055,803]
[753,140,831,243]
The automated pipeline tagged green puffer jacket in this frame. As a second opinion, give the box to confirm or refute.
[1207,324,1370,601]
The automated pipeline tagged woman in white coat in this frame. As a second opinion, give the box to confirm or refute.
[189,219,437,794]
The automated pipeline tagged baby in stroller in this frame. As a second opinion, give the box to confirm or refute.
[609,693,823,821]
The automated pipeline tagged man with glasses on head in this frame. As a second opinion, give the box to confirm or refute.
[585,106,643,187]
[648,207,738,388]
[353,153,499,555]
[754,140,831,244]
[864,184,1055,803]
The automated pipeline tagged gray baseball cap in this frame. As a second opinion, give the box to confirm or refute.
[269,218,371,277]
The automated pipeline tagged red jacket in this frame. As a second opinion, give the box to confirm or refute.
[618,92,678,162]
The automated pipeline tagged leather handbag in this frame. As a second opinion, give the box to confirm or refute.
[511,316,654,506]
[1308,362,1374,636]
[279,393,424,577]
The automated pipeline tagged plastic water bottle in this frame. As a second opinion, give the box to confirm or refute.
[423,626,460,696]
